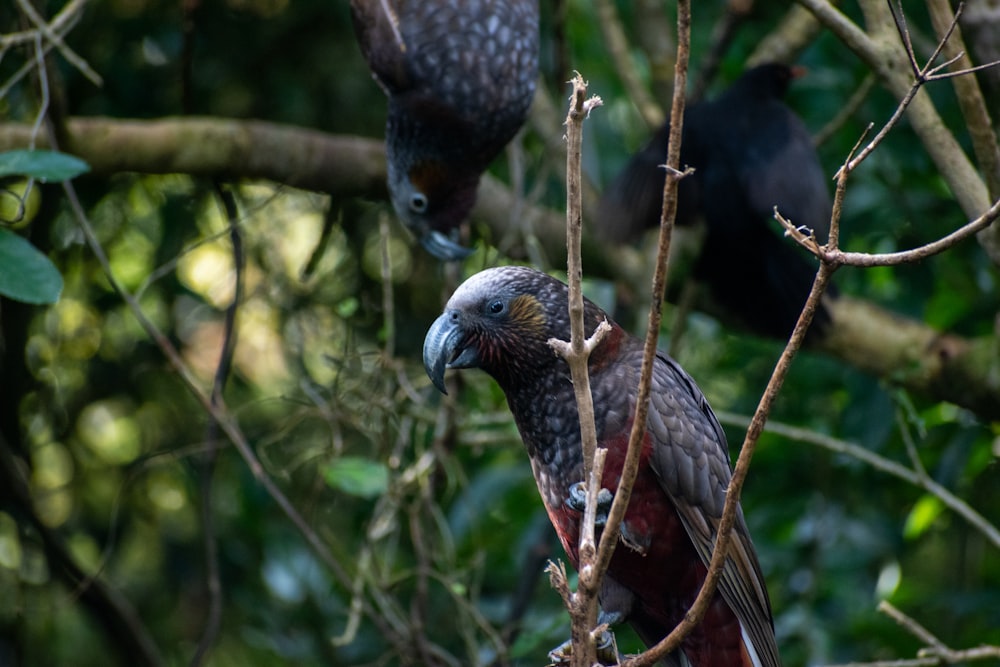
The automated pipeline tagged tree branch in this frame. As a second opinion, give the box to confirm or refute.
[595,0,664,130]
[612,1,693,662]
[797,0,998,263]
[2,117,997,419]
[823,601,1000,667]
[0,117,387,197]
[714,411,1000,550]
[57,177,411,659]
[0,434,166,667]
[748,3,826,66]
[547,73,607,667]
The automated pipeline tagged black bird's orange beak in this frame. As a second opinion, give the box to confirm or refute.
[423,310,479,394]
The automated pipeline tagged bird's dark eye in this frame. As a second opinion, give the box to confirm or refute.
[488,299,505,315]
[409,192,428,214]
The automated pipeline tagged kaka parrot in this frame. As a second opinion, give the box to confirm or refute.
[423,266,780,667]
[350,0,539,260]
[597,63,835,340]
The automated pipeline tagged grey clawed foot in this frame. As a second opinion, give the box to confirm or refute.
[566,481,614,527]
[546,630,620,667]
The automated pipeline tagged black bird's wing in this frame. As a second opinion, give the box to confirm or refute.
[734,104,832,244]
[695,95,833,337]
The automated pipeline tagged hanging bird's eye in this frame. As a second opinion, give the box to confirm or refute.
[488,299,505,315]
[409,192,429,214]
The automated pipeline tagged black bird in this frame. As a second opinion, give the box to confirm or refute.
[351,0,540,260]
[598,63,835,339]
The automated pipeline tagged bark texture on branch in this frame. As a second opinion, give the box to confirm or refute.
[797,0,1000,263]
[2,117,997,420]
[1,116,387,197]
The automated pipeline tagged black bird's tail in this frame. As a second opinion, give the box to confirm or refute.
[695,227,835,339]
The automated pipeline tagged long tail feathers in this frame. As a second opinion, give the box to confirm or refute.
[740,621,768,667]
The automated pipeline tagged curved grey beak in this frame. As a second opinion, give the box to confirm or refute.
[423,311,478,394]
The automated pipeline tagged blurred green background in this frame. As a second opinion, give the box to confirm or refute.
[0,1,998,665]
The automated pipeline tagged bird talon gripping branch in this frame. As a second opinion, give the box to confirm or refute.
[546,632,619,667]
[566,481,614,527]
[424,266,781,666]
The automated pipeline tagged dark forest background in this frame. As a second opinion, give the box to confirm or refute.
[1,1,998,666]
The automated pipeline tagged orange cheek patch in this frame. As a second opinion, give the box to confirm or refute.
[407,161,449,197]
[507,295,546,334]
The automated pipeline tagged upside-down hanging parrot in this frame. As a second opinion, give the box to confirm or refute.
[423,266,780,667]
[350,0,539,260]
[597,63,834,340]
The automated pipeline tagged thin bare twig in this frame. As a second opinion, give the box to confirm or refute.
[580,447,609,571]
[548,71,608,667]
[824,601,1000,666]
[189,182,243,667]
[888,0,1000,83]
[880,601,950,656]
[925,0,1000,200]
[798,0,992,230]
[782,195,1000,267]
[628,236,836,665]
[379,212,396,359]
[714,411,1000,551]
[594,0,664,129]
[29,34,50,145]
[776,5,1000,268]
[57,179,410,656]
[0,0,88,49]
[554,72,606,486]
[611,0,693,662]
[14,0,102,86]
[813,72,877,147]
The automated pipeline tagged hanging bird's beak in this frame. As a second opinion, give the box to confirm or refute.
[420,230,475,261]
[423,310,480,394]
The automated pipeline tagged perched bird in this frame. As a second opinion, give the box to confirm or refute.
[598,63,834,339]
[424,266,780,667]
[351,0,539,260]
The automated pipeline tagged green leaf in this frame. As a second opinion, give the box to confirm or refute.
[322,456,388,499]
[0,229,63,304]
[0,149,90,181]
[903,494,944,540]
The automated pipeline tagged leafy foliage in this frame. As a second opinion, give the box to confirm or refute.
[0,2,997,667]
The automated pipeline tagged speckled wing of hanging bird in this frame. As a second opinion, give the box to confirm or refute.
[351,0,539,259]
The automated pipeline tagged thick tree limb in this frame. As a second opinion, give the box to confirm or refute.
[797,0,1000,264]
[926,0,1000,199]
[0,116,386,197]
[822,297,999,420]
[748,3,826,66]
[1,117,996,420]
